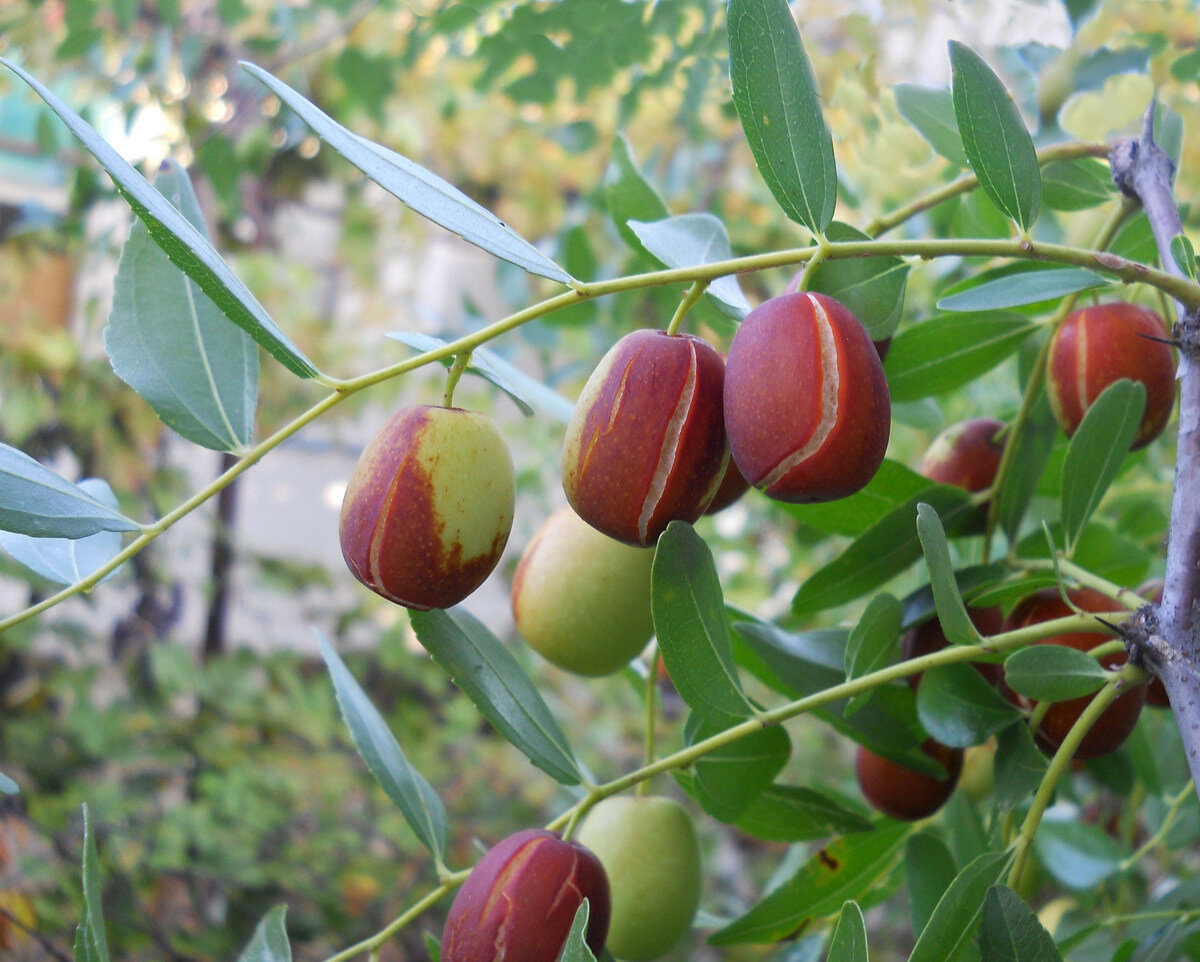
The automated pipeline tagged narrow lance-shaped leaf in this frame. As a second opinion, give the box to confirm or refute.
[731,783,873,842]
[937,267,1110,313]
[106,159,258,452]
[909,849,1012,962]
[409,608,582,785]
[894,84,968,167]
[949,42,1041,231]
[316,631,448,862]
[240,62,570,284]
[237,906,292,962]
[826,901,868,962]
[907,834,958,936]
[653,521,754,723]
[728,0,837,234]
[74,805,111,962]
[557,901,599,962]
[605,133,669,254]
[628,214,751,318]
[980,886,1063,962]
[995,391,1057,544]
[0,59,318,379]
[1061,379,1145,552]
[0,479,125,585]
[916,503,978,646]
[842,592,903,717]
[0,444,140,539]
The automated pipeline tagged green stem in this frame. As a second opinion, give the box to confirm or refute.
[794,240,830,291]
[1119,781,1197,870]
[1007,670,1132,888]
[666,281,709,335]
[442,352,471,408]
[1017,556,1148,610]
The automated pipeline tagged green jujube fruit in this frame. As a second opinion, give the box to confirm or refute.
[511,507,655,676]
[575,795,701,960]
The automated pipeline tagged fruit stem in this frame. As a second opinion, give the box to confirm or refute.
[665,281,708,335]
[1006,671,1128,889]
[442,351,471,408]
[1017,557,1147,610]
[794,239,830,291]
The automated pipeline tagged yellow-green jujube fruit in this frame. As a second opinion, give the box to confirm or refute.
[575,795,701,961]
[511,507,655,676]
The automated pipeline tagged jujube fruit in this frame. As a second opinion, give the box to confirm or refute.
[575,795,701,961]
[703,456,751,514]
[1046,302,1176,450]
[855,739,963,821]
[339,405,515,610]
[901,604,1005,689]
[441,829,610,962]
[1003,587,1146,759]
[562,330,728,546]
[724,292,890,503]
[919,417,1006,493]
[512,506,655,676]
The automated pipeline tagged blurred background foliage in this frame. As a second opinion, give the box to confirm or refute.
[0,0,1198,959]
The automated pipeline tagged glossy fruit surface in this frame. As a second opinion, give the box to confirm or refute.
[562,330,728,546]
[441,829,610,962]
[703,456,751,514]
[512,506,655,676]
[724,292,890,503]
[339,406,515,610]
[575,795,701,961]
[1003,588,1146,759]
[1046,302,1176,450]
[902,604,1005,689]
[1137,579,1169,707]
[855,740,963,821]
[920,417,1006,493]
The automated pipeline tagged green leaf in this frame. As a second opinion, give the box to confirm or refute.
[409,608,582,784]
[909,849,1012,962]
[917,665,1019,748]
[949,41,1041,230]
[708,823,910,945]
[728,0,836,234]
[733,783,873,842]
[1041,158,1116,211]
[237,906,292,962]
[980,886,1063,962]
[75,804,110,962]
[0,770,17,794]
[557,901,599,962]
[653,521,754,723]
[0,445,140,538]
[686,715,791,821]
[937,267,1110,312]
[1063,0,1102,31]
[240,63,570,284]
[1170,234,1197,282]
[782,459,933,538]
[628,214,751,318]
[423,931,441,962]
[0,59,317,379]
[316,632,448,861]
[826,901,868,962]
[792,487,978,618]
[995,392,1057,544]
[1061,379,1146,552]
[993,723,1049,809]
[884,313,1037,402]
[843,593,903,716]
[386,332,574,422]
[1033,816,1122,889]
[0,478,124,586]
[804,221,908,340]
[105,159,258,452]
[1171,47,1200,83]
[605,133,669,254]
[894,84,967,166]
[907,833,958,935]
[917,503,979,647]
[1003,645,1109,701]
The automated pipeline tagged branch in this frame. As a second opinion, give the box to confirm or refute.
[1109,101,1200,792]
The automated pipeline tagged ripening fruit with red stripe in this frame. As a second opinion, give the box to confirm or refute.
[920,417,1006,493]
[724,292,890,503]
[442,829,610,962]
[1046,303,1176,450]
[562,330,728,546]
[339,406,515,610]
[856,740,963,821]
[1003,588,1147,759]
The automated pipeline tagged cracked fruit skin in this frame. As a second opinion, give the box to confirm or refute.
[339,406,515,610]
[855,739,963,821]
[562,330,728,546]
[724,292,890,503]
[1046,302,1175,450]
[920,417,1006,493]
[512,506,655,676]
[575,796,701,961]
[1003,588,1147,759]
[441,829,610,962]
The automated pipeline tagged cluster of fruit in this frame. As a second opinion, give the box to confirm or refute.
[336,286,1175,959]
